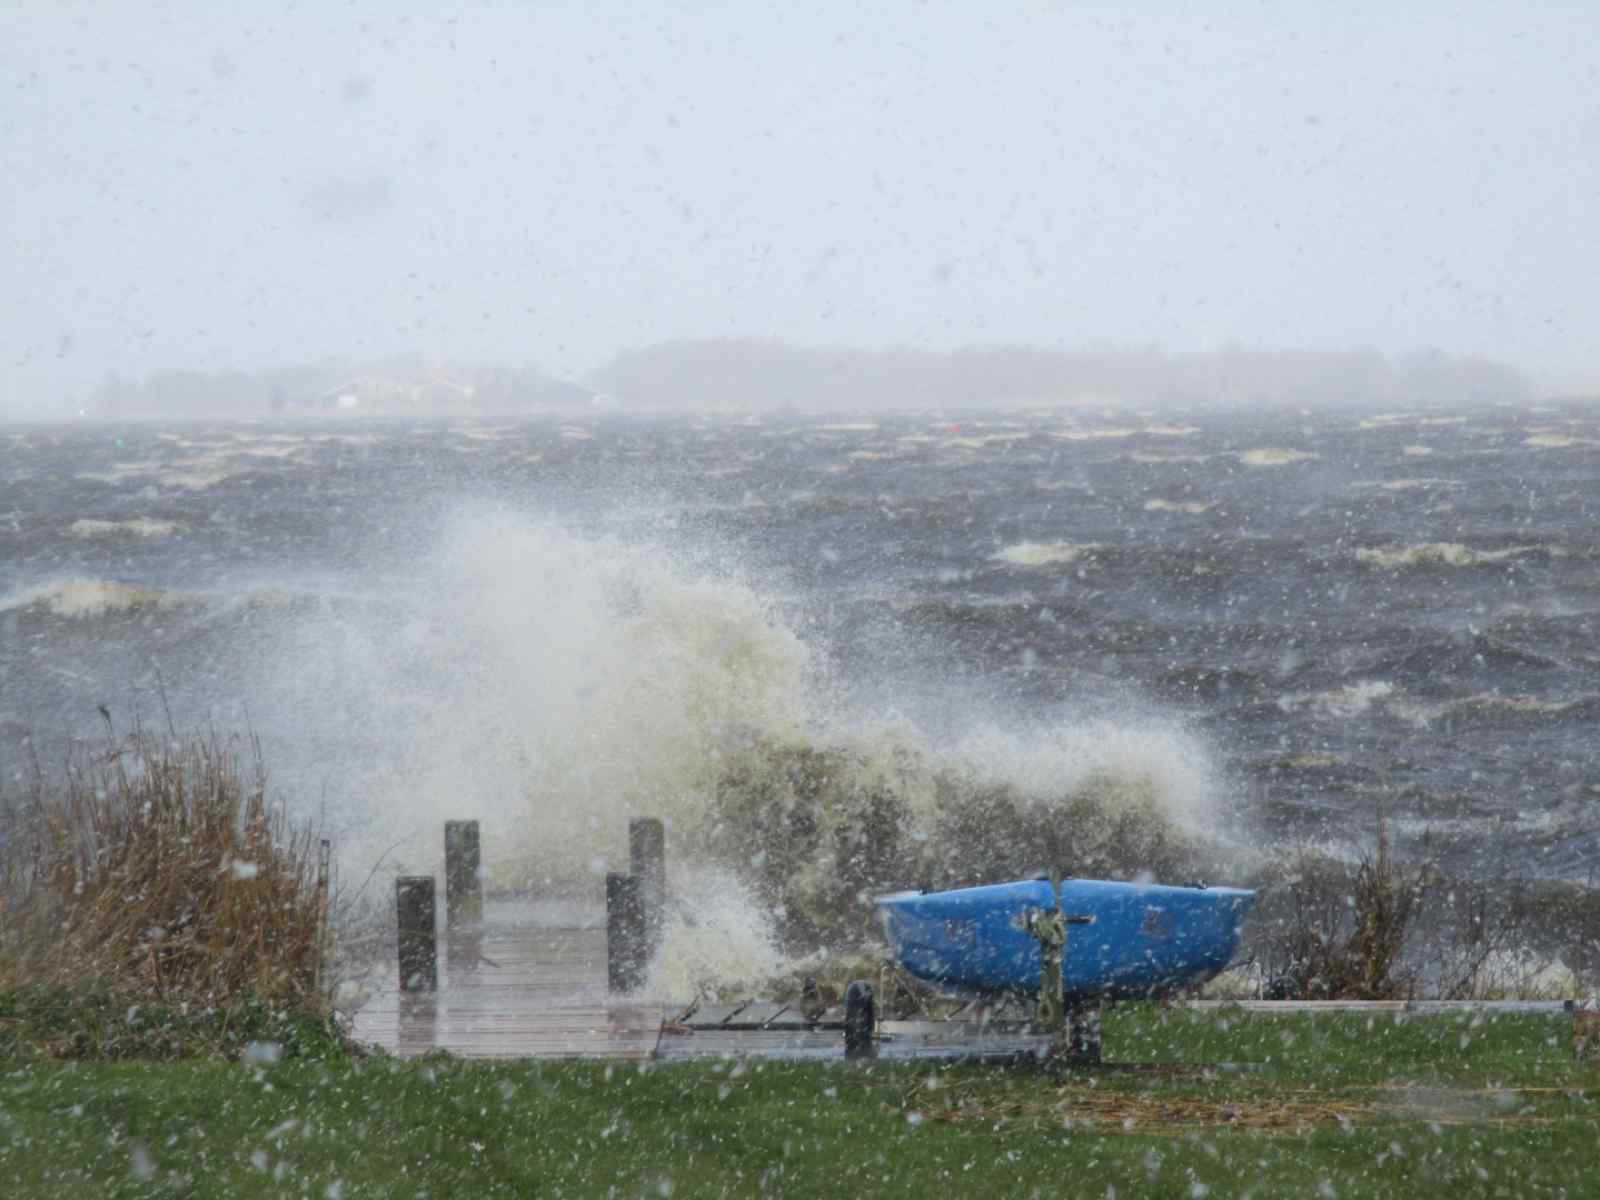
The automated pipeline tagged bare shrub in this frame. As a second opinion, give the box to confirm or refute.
[1255,820,1424,1000]
[0,729,328,1011]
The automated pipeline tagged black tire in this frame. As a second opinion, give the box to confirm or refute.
[844,980,877,1059]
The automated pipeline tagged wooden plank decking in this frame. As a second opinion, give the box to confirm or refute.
[347,898,1060,1062]
[351,908,667,1060]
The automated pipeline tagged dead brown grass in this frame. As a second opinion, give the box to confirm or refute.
[912,1087,1555,1132]
[0,728,329,1011]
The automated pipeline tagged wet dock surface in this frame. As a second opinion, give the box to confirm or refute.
[351,921,668,1059]
[348,899,1058,1062]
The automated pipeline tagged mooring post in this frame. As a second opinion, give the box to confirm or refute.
[444,820,483,973]
[606,872,645,994]
[629,816,666,949]
[844,980,877,1059]
[314,839,332,997]
[396,876,438,992]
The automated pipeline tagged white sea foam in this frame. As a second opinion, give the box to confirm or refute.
[1524,433,1599,449]
[1051,427,1139,441]
[1143,499,1212,514]
[0,577,177,618]
[1277,681,1395,718]
[1237,448,1318,467]
[1348,478,1453,492]
[642,870,786,1001]
[991,541,1099,566]
[76,461,161,485]
[933,719,1219,837]
[68,518,182,539]
[1129,451,1210,465]
[1356,543,1554,568]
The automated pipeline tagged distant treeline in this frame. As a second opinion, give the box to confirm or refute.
[86,341,1530,417]
[90,353,591,417]
[590,339,1530,411]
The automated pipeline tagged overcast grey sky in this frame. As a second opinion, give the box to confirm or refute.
[3,0,1597,406]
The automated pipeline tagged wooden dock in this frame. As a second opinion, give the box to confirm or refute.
[348,898,1058,1062]
[352,908,667,1060]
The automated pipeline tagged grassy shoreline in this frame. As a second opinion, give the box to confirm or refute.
[3,1006,1596,1197]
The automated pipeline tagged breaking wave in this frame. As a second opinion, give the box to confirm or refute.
[1277,680,1396,718]
[1143,498,1212,514]
[68,517,182,539]
[991,540,1099,566]
[247,512,1222,987]
[1356,543,1559,568]
[1237,448,1318,467]
[0,577,179,618]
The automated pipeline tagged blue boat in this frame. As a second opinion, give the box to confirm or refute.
[876,877,1256,1002]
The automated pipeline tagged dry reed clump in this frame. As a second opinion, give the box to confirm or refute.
[0,730,328,1012]
[1251,821,1424,1000]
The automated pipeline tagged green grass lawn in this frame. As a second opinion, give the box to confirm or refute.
[2,1007,1597,1198]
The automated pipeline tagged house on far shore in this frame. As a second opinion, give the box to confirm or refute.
[315,373,478,412]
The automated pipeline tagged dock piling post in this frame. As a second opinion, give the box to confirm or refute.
[444,820,483,973]
[607,872,645,994]
[629,817,666,949]
[396,876,438,992]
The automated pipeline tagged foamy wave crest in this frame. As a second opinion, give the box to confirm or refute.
[1277,681,1395,718]
[1356,543,1555,568]
[1237,448,1318,467]
[1051,427,1139,441]
[68,518,182,539]
[0,577,178,618]
[1143,498,1212,514]
[992,540,1099,566]
[1525,433,1600,449]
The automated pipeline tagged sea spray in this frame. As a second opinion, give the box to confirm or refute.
[641,868,787,1001]
[252,509,1225,984]
[257,510,816,889]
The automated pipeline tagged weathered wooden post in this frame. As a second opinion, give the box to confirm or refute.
[606,872,645,994]
[844,980,877,1059]
[396,876,438,992]
[444,820,483,973]
[314,839,332,997]
[629,817,666,948]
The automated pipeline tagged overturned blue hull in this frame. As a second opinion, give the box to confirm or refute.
[876,878,1255,1002]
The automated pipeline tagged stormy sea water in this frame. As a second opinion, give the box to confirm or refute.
[3,401,1598,985]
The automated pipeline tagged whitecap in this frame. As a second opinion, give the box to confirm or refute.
[991,541,1099,567]
[1143,499,1212,514]
[0,577,177,618]
[1237,448,1318,467]
[68,518,182,539]
[1277,681,1395,718]
[1051,427,1139,441]
[1355,543,1555,568]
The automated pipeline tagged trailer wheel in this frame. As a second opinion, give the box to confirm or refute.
[845,980,877,1059]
